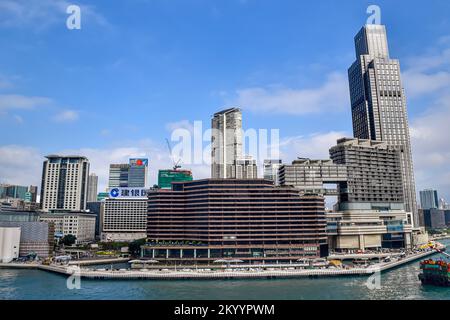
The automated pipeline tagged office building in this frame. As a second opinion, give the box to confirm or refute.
[108,158,148,188]
[158,169,193,189]
[0,184,36,201]
[109,164,130,188]
[422,208,447,230]
[97,192,109,201]
[0,227,20,263]
[0,221,54,258]
[348,24,418,225]
[279,159,347,195]
[86,201,104,237]
[232,156,258,179]
[128,158,148,188]
[439,198,449,210]
[144,179,328,264]
[101,187,148,241]
[263,159,282,185]
[1,198,39,212]
[24,185,38,203]
[87,173,98,203]
[40,155,90,212]
[40,212,95,244]
[211,108,243,179]
[329,138,404,211]
[102,198,147,242]
[445,210,450,226]
[0,209,40,222]
[420,189,439,210]
[327,210,413,251]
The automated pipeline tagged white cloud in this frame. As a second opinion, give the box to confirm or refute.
[68,142,210,192]
[165,120,195,133]
[0,138,209,195]
[402,40,450,99]
[0,94,52,111]
[234,72,349,115]
[0,145,43,187]
[410,94,450,196]
[53,109,79,122]
[279,131,349,163]
[403,71,450,98]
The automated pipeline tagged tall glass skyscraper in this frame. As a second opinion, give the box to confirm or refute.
[348,24,418,226]
[108,159,148,188]
[419,189,439,210]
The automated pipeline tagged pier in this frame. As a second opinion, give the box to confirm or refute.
[0,249,440,280]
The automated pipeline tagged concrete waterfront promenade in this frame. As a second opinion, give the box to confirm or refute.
[67,257,130,266]
[0,249,440,280]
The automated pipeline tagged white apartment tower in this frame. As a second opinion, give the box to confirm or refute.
[40,155,90,212]
[87,173,98,203]
[211,107,243,179]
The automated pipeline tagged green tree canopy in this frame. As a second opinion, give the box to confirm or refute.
[60,234,77,246]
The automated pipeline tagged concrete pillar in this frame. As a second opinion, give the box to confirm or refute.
[208,249,211,258]
[194,249,197,258]
[152,249,155,258]
[359,235,365,251]
[180,249,183,258]
[166,250,169,259]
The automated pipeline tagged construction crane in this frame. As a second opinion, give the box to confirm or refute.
[165,138,182,171]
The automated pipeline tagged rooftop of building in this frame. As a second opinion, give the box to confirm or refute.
[289,158,336,165]
[333,137,392,149]
[45,155,88,160]
[40,211,96,218]
[213,107,241,116]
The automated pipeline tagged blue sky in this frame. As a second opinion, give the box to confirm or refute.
[1,0,450,203]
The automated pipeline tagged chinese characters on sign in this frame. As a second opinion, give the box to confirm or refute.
[109,188,148,199]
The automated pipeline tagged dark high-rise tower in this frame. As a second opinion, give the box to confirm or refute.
[348,24,418,226]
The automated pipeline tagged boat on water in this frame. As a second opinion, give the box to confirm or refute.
[419,259,450,287]
[418,241,450,287]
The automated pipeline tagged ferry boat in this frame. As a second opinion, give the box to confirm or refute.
[418,242,450,287]
[419,259,450,287]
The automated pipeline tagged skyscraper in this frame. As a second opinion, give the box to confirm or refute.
[128,158,148,187]
[263,159,282,185]
[40,155,90,211]
[348,24,418,225]
[211,108,243,179]
[108,164,130,188]
[419,189,439,210]
[87,173,98,203]
[108,159,148,188]
[0,184,35,201]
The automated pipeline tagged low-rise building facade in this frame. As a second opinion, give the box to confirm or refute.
[40,212,95,244]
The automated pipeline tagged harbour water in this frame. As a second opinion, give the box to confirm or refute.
[1,240,449,300]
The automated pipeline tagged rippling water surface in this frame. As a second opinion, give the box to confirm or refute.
[1,240,449,300]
